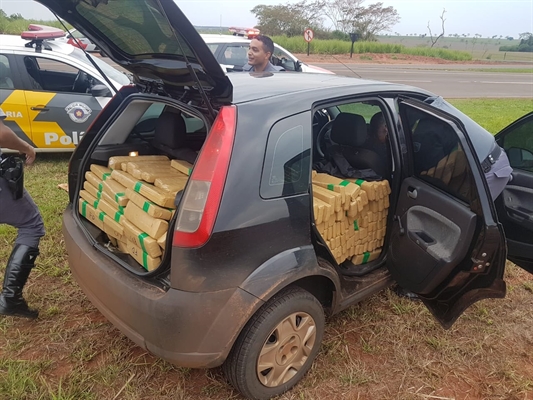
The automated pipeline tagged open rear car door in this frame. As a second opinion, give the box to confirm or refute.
[387,99,507,329]
[495,112,533,273]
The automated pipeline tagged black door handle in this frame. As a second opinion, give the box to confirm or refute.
[31,106,49,111]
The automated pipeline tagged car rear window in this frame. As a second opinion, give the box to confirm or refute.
[73,0,196,58]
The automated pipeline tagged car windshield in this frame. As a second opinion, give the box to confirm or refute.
[69,50,131,86]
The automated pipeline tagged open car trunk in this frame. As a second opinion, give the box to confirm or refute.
[75,94,209,274]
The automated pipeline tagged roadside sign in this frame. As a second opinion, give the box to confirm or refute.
[304,28,314,43]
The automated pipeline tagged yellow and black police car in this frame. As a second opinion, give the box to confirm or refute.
[0,25,130,152]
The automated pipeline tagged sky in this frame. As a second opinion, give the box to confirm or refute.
[2,0,532,38]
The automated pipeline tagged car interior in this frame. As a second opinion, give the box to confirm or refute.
[23,56,102,94]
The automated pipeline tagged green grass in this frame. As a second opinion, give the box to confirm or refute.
[447,99,533,133]
[272,35,473,60]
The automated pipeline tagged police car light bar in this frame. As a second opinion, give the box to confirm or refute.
[228,27,260,39]
[21,24,65,40]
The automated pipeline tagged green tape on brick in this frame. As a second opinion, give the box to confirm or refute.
[138,232,148,253]
[134,181,143,193]
[81,201,87,217]
[103,173,111,181]
[362,252,370,264]
[340,180,350,187]
[355,179,364,186]
[142,252,148,270]
[143,202,151,213]
[327,184,334,191]
[115,192,125,203]
[353,220,359,231]
[98,211,105,222]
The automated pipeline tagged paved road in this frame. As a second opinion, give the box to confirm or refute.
[97,56,532,99]
[313,63,533,98]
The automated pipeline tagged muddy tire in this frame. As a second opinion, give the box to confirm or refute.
[223,287,325,400]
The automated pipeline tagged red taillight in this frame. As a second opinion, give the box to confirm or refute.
[173,106,237,248]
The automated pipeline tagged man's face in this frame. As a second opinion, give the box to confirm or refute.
[248,39,271,69]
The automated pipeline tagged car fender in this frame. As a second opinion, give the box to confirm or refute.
[239,245,341,306]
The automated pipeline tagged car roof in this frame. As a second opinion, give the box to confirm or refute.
[0,34,77,56]
[200,34,251,44]
[229,72,433,104]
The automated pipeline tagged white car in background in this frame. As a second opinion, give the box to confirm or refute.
[0,25,130,151]
[201,33,333,74]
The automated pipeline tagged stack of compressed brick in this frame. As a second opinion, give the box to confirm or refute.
[312,171,391,266]
[78,155,192,271]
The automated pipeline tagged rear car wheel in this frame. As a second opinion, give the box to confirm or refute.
[223,287,325,400]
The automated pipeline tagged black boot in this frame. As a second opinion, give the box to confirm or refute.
[0,244,39,319]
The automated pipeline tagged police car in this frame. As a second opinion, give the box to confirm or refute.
[0,25,130,152]
[58,28,100,53]
[201,30,333,74]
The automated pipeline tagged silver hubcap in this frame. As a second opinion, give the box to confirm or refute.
[256,312,317,387]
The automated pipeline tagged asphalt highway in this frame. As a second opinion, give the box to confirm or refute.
[312,63,533,98]
[97,55,532,99]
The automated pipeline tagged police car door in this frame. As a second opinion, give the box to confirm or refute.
[386,99,507,329]
[14,54,102,150]
[495,112,533,274]
[0,53,34,148]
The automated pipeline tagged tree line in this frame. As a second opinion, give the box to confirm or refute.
[251,0,400,41]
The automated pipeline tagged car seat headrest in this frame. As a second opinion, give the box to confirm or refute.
[154,112,187,149]
[331,113,368,147]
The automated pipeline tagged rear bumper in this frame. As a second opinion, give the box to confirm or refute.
[62,205,263,368]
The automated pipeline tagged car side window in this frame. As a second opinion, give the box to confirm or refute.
[500,117,533,172]
[222,45,248,67]
[403,107,475,203]
[0,55,15,89]
[261,113,311,199]
[206,43,219,55]
[272,47,297,71]
[23,56,102,94]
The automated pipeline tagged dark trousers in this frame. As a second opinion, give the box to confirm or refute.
[0,177,45,248]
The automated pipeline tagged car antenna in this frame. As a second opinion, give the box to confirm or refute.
[52,12,120,97]
[329,54,363,79]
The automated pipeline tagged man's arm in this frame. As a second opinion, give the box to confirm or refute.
[0,119,36,165]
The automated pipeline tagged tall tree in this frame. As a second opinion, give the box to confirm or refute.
[251,0,324,37]
[322,0,400,41]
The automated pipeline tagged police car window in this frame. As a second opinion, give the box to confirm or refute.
[25,57,101,94]
[404,107,475,203]
[0,55,15,89]
[206,44,219,55]
[272,47,296,71]
[501,117,533,172]
[222,45,248,66]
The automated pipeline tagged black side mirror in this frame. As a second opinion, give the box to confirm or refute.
[295,60,303,72]
[91,84,111,97]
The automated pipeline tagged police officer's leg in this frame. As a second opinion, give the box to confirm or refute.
[0,179,45,319]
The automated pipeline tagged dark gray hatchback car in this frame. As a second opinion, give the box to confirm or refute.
[37,0,533,399]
